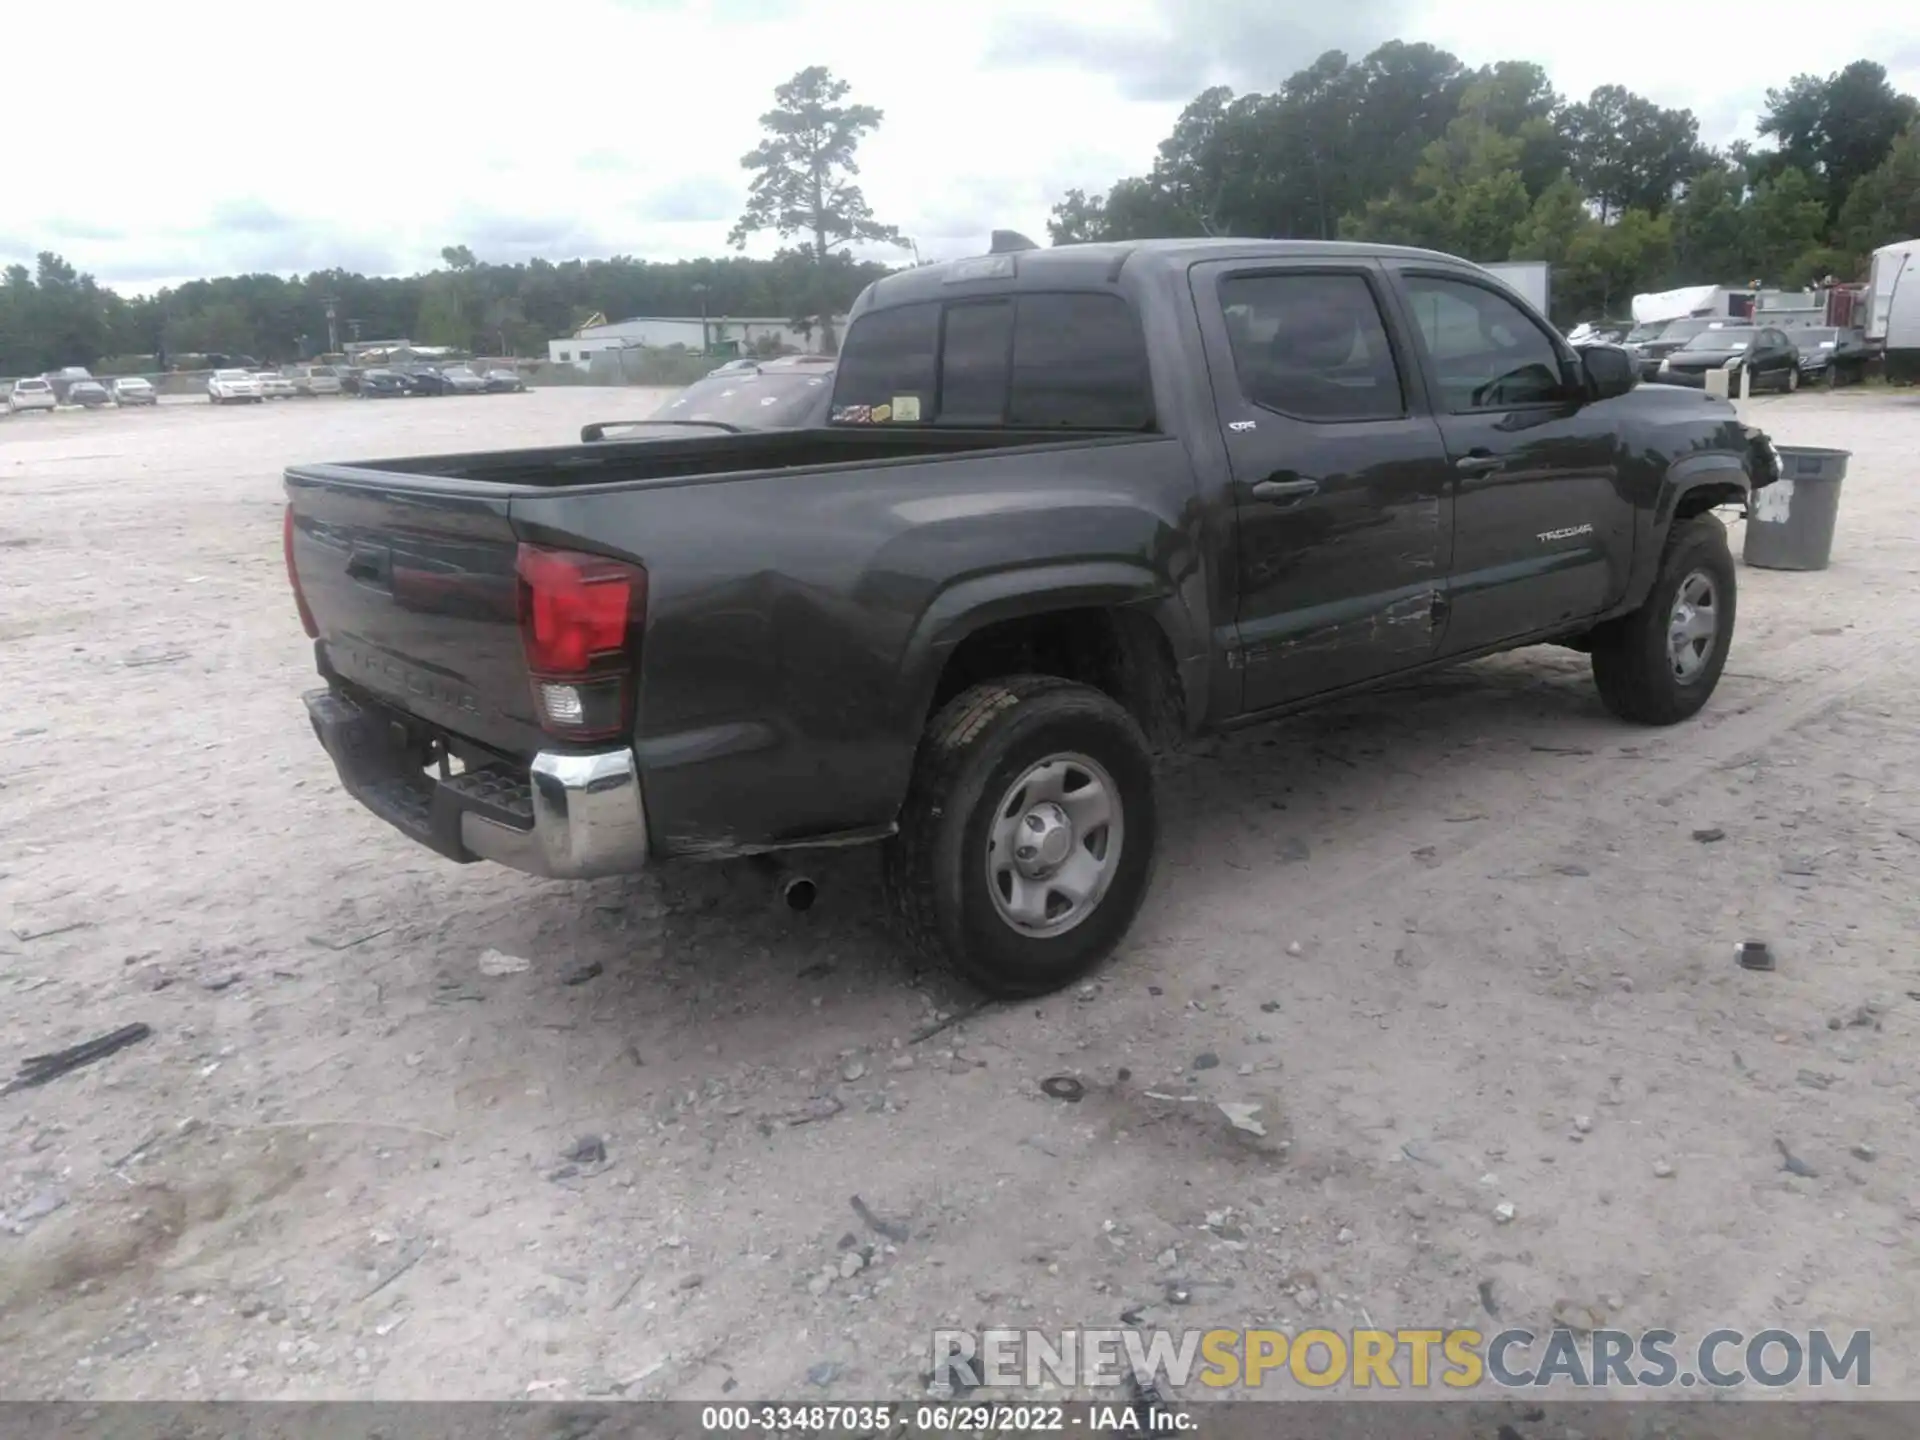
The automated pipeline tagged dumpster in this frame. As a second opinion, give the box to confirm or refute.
[1743,446,1849,571]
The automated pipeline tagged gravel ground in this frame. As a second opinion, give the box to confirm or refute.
[2,385,1918,1403]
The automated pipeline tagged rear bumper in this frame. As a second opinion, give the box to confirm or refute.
[303,686,650,879]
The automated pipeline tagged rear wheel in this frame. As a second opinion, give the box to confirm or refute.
[1590,513,1736,725]
[885,676,1159,998]
[1784,366,1800,393]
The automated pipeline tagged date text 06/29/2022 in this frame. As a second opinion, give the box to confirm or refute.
[698,1404,1195,1433]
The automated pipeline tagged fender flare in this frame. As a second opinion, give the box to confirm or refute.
[897,561,1205,736]
[1627,453,1751,607]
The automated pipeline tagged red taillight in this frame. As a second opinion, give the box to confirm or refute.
[284,504,319,639]
[515,543,646,739]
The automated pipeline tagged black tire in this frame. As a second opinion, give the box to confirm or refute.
[1590,513,1736,725]
[884,676,1159,998]
[1783,366,1799,394]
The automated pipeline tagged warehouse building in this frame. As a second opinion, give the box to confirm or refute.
[548,314,845,367]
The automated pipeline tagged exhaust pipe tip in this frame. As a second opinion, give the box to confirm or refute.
[781,876,818,912]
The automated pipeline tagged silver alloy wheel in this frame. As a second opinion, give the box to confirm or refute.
[986,752,1124,938]
[1667,570,1720,682]
[1786,366,1799,392]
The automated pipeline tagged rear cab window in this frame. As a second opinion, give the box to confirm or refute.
[831,291,1153,430]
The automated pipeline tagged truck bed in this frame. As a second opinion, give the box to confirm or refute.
[293,425,1117,493]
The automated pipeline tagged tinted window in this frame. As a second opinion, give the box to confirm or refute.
[1401,275,1566,410]
[938,301,1014,425]
[832,301,938,419]
[1218,272,1405,422]
[1008,293,1154,429]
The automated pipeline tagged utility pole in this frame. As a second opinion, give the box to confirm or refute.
[323,297,339,354]
[692,283,710,352]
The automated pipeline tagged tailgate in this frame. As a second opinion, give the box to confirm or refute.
[287,472,545,757]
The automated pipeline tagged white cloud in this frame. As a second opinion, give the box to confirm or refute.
[6,0,1916,292]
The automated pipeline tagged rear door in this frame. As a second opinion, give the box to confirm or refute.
[1383,265,1628,657]
[288,474,547,757]
[1189,259,1453,709]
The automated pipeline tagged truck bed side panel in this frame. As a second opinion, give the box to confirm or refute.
[510,435,1206,858]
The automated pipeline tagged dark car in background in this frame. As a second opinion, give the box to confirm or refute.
[582,354,837,442]
[1794,327,1871,387]
[358,369,408,399]
[439,365,489,395]
[482,368,527,393]
[69,380,114,409]
[400,368,457,397]
[1655,325,1801,392]
[1630,317,1751,379]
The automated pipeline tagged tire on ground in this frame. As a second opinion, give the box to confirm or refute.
[884,675,1159,998]
[1590,512,1736,725]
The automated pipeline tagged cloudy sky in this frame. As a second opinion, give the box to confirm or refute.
[8,0,1918,293]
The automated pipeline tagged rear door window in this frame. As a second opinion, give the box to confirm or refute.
[1217,271,1406,422]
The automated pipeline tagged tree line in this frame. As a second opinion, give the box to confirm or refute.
[0,246,892,377]
[1050,47,1920,324]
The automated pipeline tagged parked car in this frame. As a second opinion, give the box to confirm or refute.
[284,365,344,397]
[208,368,262,405]
[286,238,1781,998]
[46,366,96,404]
[357,369,408,399]
[703,356,763,379]
[582,355,837,442]
[439,365,488,395]
[1629,317,1752,379]
[111,376,159,406]
[6,377,57,413]
[254,371,298,400]
[1655,325,1801,392]
[400,368,457,397]
[482,367,527,393]
[68,379,114,408]
[1793,327,1871,387]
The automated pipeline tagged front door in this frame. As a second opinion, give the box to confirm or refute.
[1384,267,1629,657]
[1191,261,1455,712]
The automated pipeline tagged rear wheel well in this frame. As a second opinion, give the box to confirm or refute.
[929,608,1186,749]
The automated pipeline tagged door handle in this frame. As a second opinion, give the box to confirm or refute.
[1454,451,1502,477]
[1250,477,1319,503]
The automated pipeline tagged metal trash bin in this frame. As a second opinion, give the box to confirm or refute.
[1743,446,1849,572]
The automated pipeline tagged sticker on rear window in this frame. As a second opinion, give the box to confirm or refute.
[832,403,873,423]
[891,395,922,422]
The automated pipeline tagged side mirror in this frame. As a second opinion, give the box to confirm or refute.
[1579,343,1638,401]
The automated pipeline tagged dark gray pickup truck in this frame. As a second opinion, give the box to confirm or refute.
[285,237,1780,997]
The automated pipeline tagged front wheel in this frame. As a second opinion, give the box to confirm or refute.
[1590,513,1736,725]
[884,676,1159,998]
[1784,366,1800,393]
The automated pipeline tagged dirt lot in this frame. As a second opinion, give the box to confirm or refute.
[2,386,1918,1402]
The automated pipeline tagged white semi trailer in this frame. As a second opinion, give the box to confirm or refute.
[1868,239,1919,382]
